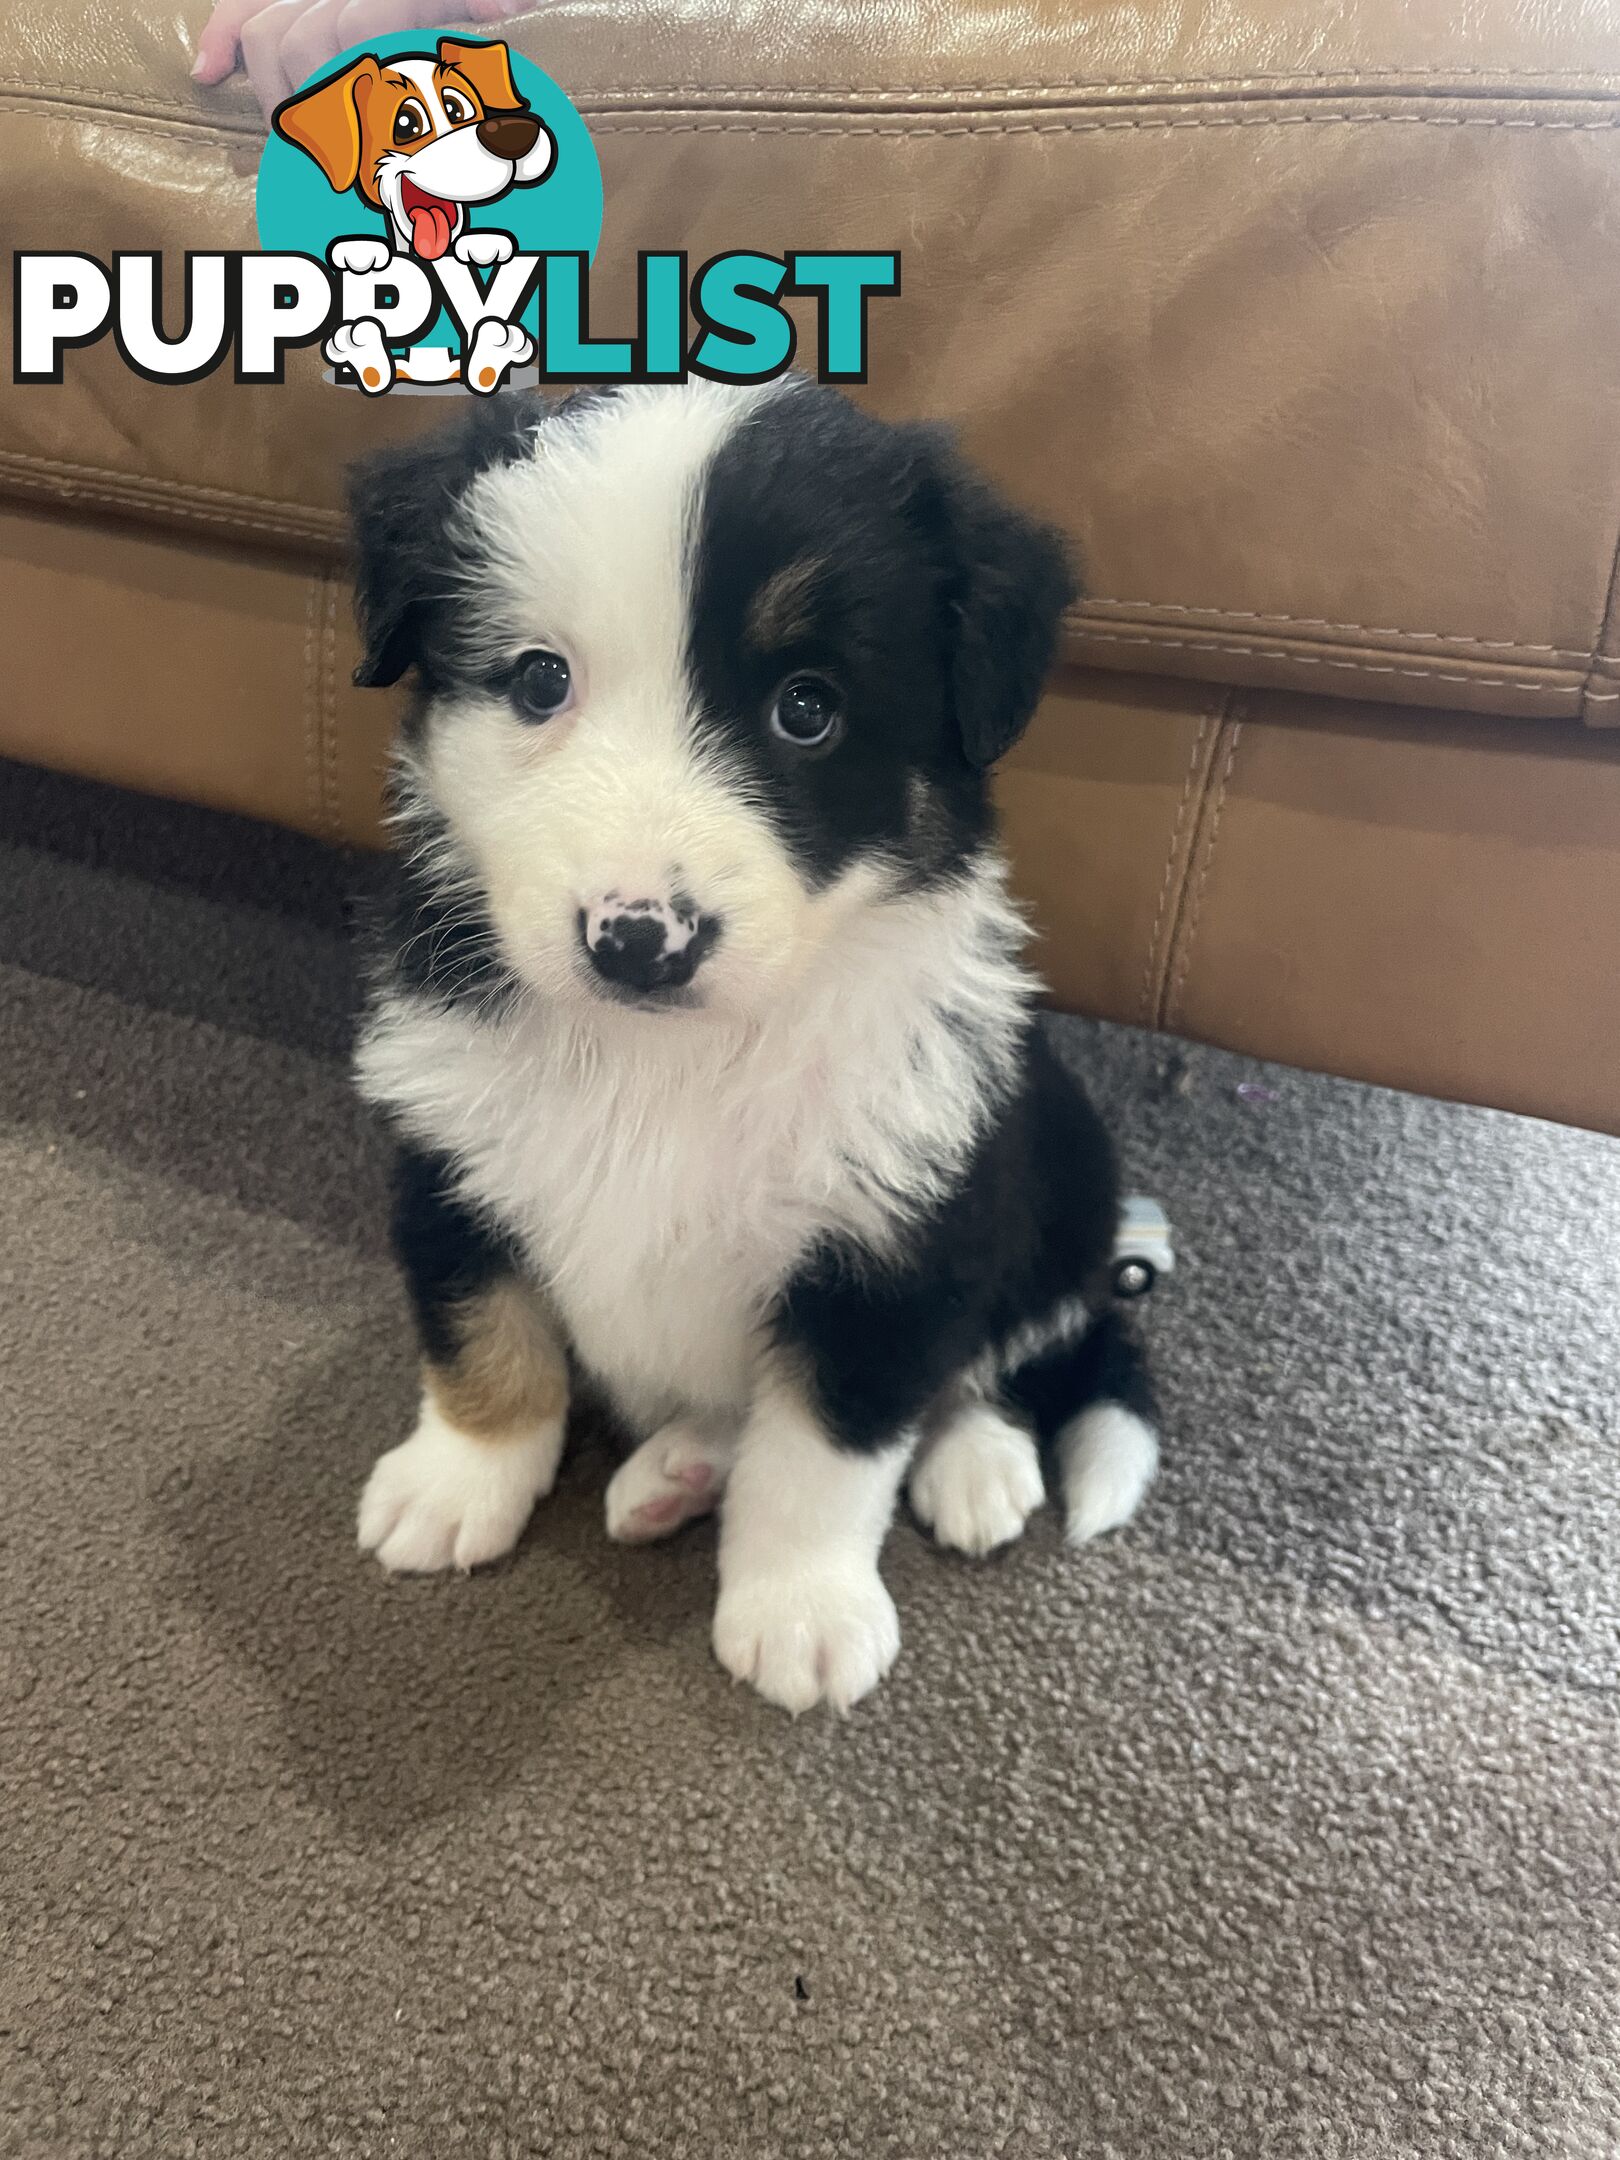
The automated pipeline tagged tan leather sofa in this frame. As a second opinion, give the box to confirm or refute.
[4,3,1620,1131]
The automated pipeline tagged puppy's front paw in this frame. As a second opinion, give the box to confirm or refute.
[712,1567,899,1714]
[909,1405,1045,1557]
[357,1402,564,1574]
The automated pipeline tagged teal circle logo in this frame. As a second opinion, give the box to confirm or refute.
[255,33,600,364]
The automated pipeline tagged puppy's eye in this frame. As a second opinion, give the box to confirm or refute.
[442,90,474,125]
[393,99,431,145]
[511,649,574,723]
[769,675,843,749]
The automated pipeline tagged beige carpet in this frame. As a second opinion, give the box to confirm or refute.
[2,760,1617,2159]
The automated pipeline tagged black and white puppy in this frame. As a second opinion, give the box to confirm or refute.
[348,377,1158,1714]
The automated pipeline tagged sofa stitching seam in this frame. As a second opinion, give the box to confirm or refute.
[587,112,1620,137]
[0,97,257,144]
[319,574,340,838]
[1079,628,1578,695]
[5,97,1620,147]
[7,68,1620,121]
[1077,601,1586,658]
[594,70,1620,96]
[0,449,339,539]
[8,66,1620,111]
[0,450,1598,690]
[1166,709,1244,1030]
[301,573,322,836]
[1140,704,1216,1028]
[1579,494,1620,720]
[7,68,1620,110]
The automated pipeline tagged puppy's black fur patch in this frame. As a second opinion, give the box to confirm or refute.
[687,390,1074,890]
[390,1142,521,1372]
[776,1025,1147,1454]
[348,392,540,692]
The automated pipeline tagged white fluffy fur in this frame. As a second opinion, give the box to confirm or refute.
[1059,1405,1159,1546]
[909,1403,1046,1557]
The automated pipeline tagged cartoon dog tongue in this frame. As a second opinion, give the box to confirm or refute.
[403,184,455,261]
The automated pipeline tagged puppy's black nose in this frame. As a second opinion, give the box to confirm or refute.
[579,895,720,996]
[478,111,542,160]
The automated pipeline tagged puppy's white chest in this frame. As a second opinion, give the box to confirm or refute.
[359,997,861,1430]
[520,1084,794,1426]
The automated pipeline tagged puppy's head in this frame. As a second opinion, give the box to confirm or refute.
[349,380,1074,1019]
[273,38,552,259]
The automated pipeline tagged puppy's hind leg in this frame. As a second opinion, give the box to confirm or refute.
[605,1416,739,1545]
[908,1398,1045,1557]
[993,1306,1159,1547]
[1059,1403,1157,1544]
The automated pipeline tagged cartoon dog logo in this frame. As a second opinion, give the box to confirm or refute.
[272,37,555,391]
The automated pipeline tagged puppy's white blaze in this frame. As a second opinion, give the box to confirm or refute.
[457,379,778,688]
[1058,1404,1159,1546]
[430,382,817,1011]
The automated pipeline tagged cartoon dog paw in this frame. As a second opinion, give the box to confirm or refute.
[325,319,395,395]
[464,318,533,395]
[328,236,394,277]
[454,230,516,269]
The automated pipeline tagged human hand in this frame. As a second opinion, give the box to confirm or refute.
[192,0,527,118]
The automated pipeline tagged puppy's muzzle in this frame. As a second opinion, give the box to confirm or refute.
[477,111,543,161]
[579,893,721,998]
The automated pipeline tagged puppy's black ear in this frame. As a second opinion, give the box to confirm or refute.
[910,428,1078,770]
[346,395,540,689]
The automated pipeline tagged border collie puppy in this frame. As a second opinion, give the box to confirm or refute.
[348,378,1158,1714]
